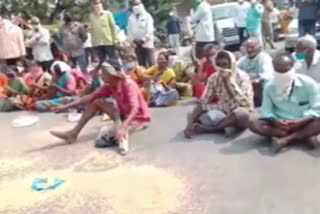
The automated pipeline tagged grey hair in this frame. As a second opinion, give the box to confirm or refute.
[246,37,262,48]
[297,34,317,50]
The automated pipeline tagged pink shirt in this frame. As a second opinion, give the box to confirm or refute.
[91,78,151,123]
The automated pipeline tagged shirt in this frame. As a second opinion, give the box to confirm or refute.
[294,50,320,83]
[147,66,176,84]
[296,0,318,20]
[234,2,251,28]
[127,11,155,49]
[237,52,273,81]
[201,69,254,114]
[60,22,87,57]
[8,78,28,94]
[0,21,26,59]
[91,78,151,122]
[261,74,320,120]
[191,1,215,42]
[25,26,53,62]
[84,33,92,48]
[90,11,118,47]
[246,4,264,31]
[262,0,274,23]
[167,16,181,35]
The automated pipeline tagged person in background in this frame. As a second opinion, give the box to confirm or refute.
[123,53,146,89]
[50,62,151,155]
[144,52,179,107]
[113,3,131,33]
[127,0,155,68]
[261,0,276,49]
[234,0,250,45]
[250,52,320,153]
[191,0,215,59]
[184,50,254,139]
[237,37,273,107]
[60,12,88,74]
[35,61,77,112]
[89,0,119,62]
[246,0,264,43]
[166,9,181,54]
[293,35,320,83]
[192,43,220,100]
[25,17,54,72]
[22,60,52,109]
[83,24,94,65]
[0,16,26,66]
[168,51,194,98]
[4,66,29,96]
[296,0,318,36]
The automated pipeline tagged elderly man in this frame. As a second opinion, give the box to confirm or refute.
[89,0,119,61]
[50,62,150,155]
[25,17,53,72]
[184,50,254,139]
[191,0,215,59]
[127,0,155,67]
[294,35,320,83]
[238,37,273,106]
[250,52,320,153]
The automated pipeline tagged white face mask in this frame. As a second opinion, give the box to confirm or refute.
[216,66,233,78]
[273,68,295,101]
[133,5,144,15]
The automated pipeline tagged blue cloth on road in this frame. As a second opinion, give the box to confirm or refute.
[32,177,65,192]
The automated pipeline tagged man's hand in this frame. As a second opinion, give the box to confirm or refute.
[115,125,128,142]
[51,105,69,112]
[271,120,290,131]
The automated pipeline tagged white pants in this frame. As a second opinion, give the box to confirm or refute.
[168,34,180,53]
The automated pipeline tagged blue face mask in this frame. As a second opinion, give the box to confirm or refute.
[295,52,306,61]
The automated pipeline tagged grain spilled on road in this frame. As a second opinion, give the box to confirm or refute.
[0,166,185,214]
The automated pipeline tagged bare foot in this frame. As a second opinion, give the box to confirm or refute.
[271,137,288,153]
[50,130,77,144]
[307,135,320,149]
[184,126,194,139]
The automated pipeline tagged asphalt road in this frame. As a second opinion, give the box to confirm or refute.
[3,40,318,214]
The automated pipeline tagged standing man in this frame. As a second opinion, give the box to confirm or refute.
[60,12,88,74]
[234,0,251,45]
[25,17,54,72]
[296,0,318,36]
[127,0,155,68]
[166,9,181,54]
[89,0,119,62]
[0,16,26,66]
[191,0,215,59]
[246,0,264,43]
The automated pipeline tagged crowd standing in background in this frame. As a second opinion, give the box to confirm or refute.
[0,0,320,155]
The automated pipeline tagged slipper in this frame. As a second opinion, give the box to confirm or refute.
[32,177,65,192]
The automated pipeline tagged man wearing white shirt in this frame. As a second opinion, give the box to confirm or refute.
[26,17,53,72]
[234,0,250,44]
[127,0,155,67]
[191,0,215,59]
[294,35,320,83]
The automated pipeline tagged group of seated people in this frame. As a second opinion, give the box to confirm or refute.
[1,33,320,155]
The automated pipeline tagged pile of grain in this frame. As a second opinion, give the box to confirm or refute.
[0,158,35,177]
[0,166,185,214]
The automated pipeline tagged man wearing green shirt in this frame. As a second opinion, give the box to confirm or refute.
[246,0,264,43]
[250,52,320,153]
[89,0,118,62]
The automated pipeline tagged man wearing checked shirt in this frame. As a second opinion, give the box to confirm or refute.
[249,51,320,153]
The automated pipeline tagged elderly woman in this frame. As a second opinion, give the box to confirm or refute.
[35,61,77,111]
[144,52,179,107]
[50,62,151,155]
[184,50,254,138]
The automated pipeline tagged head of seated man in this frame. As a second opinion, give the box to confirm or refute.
[249,51,320,153]
[245,37,262,59]
[294,35,320,83]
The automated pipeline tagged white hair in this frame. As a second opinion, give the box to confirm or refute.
[297,34,317,50]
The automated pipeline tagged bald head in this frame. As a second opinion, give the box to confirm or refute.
[297,34,317,50]
[273,52,294,74]
[246,37,262,58]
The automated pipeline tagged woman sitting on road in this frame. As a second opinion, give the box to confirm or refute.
[35,61,77,112]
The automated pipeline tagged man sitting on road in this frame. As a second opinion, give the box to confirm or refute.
[237,37,273,107]
[249,52,320,153]
[294,35,320,84]
[184,50,254,139]
[50,62,151,155]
